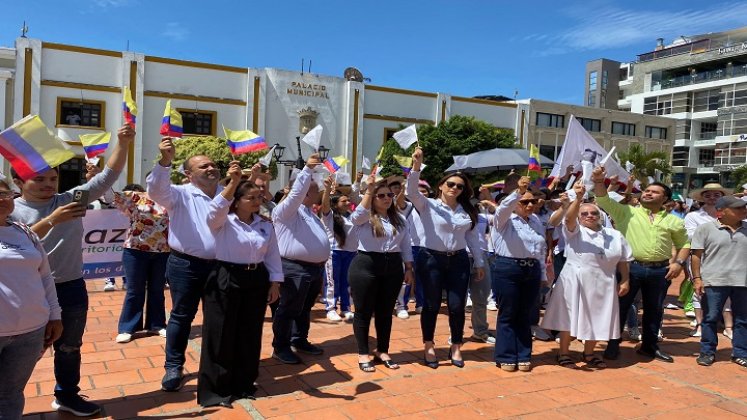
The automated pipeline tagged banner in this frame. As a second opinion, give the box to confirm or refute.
[81,209,129,279]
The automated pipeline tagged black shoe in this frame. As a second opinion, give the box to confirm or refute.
[448,349,465,368]
[637,348,674,363]
[51,394,101,417]
[291,340,323,355]
[696,353,715,366]
[161,367,184,392]
[272,348,301,364]
[603,345,620,360]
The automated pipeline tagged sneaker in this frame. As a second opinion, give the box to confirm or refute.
[52,394,101,416]
[103,281,115,292]
[685,310,696,318]
[531,325,553,341]
[161,367,184,391]
[465,296,473,312]
[690,328,701,338]
[115,333,132,343]
[272,348,301,364]
[150,328,167,338]
[415,306,423,314]
[723,329,733,340]
[343,311,354,322]
[326,311,342,322]
[472,333,496,344]
[396,309,410,319]
[291,340,323,355]
[487,301,498,311]
[628,327,641,342]
[690,319,698,327]
[696,353,715,366]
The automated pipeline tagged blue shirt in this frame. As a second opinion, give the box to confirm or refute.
[490,190,547,279]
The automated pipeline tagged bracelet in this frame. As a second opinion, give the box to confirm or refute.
[692,276,702,280]
[46,219,54,228]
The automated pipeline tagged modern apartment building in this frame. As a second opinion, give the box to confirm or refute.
[586,27,747,194]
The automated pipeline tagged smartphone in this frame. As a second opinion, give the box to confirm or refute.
[72,190,90,205]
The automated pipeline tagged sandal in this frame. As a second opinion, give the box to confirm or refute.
[358,360,376,372]
[582,354,607,369]
[373,354,400,370]
[732,357,747,368]
[557,354,576,368]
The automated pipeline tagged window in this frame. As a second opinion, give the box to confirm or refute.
[383,128,398,144]
[672,146,689,167]
[643,95,672,115]
[699,149,715,167]
[602,70,608,89]
[177,109,216,136]
[589,71,598,91]
[699,122,717,140]
[645,126,667,139]
[57,157,88,193]
[539,145,558,160]
[577,117,601,132]
[692,89,721,112]
[587,92,596,107]
[611,121,636,136]
[57,98,105,128]
[536,112,564,128]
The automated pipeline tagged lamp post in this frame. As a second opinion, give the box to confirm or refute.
[272,142,331,181]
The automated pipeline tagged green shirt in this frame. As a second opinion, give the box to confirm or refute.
[596,195,690,262]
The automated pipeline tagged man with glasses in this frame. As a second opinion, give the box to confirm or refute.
[592,167,690,363]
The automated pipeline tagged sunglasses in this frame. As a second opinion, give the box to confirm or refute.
[376,192,395,199]
[445,181,465,190]
[519,199,538,205]
[580,211,600,217]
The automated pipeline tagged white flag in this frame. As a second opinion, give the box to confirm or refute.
[550,115,630,184]
[301,124,323,151]
[625,161,635,173]
[259,145,276,167]
[452,155,468,170]
[362,156,371,170]
[392,124,418,150]
[85,156,100,166]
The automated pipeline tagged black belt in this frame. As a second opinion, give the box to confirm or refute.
[359,250,401,257]
[495,255,539,267]
[170,249,214,263]
[633,260,669,268]
[218,260,265,271]
[281,257,326,268]
[426,248,467,257]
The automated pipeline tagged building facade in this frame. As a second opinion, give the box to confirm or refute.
[586,27,747,193]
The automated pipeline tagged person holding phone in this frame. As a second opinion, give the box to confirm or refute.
[9,123,133,417]
[0,179,63,419]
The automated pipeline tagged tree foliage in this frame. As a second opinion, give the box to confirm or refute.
[377,115,516,186]
[617,143,672,186]
[167,136,277,183]
[730,165,747,189]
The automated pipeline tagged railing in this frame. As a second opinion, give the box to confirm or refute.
[654,65,747,91]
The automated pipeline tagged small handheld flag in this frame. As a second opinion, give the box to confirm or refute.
[393,124,418,150]
[323,155,349,173]
[259,144,276,167]
[362,156,371,170]
[301,125,323,151]
[160,100,183,138]
[123,87,137,126]
[224,126,268,155]
[393,155,413,175]
[79,132,112,159]
[0,115,76,180]
[527,144,541,180]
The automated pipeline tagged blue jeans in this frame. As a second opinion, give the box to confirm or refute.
[401,246,425,310]
[609,263,669,353]
[326,250,355,312]
[492,256,541,364]
[53,278,88,398]
[118,249,169,334]
[700,286,747,358]
[272,259,324,351]
[164,253,215,370]
[417,249,471,344]
[0,327,45,419]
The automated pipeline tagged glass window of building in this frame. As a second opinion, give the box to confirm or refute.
[643,95,672,115]
[539,145,558,160]
[178,109,216,135]
[692,89,721,112]
[587,92,596,107]
[611,121,636,136]
[577,117,601,132]
[589,71,598,91]
[58,98,105,128]
[602,70,608,89]
[536,112,564,128]
[645,126,667,139]
[699,149,715,167]
[672,146,689,167]
[699,122,717,140]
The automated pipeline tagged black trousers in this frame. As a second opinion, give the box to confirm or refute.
[348,251,404,355]
[197,261,270,407]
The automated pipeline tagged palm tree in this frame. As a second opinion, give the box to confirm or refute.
[617,143,672,186]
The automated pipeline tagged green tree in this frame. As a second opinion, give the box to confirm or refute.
[730,165,747,189]
[378,115,516,185]
[617,143,672,186]
[167,136,277,183]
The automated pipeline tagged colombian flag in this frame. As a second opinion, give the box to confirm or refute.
[79,132,111,159]
[323,155,349,173]
[393,155,413,175]
[527,144,541,180]
[160,100,183,138]
[0,115,76,180]
[123,86,137,126]
[224,127,268,155]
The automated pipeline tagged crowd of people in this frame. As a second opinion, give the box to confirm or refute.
[1,126,746,418]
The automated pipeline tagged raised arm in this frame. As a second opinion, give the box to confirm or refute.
[405,147,428,211]
[272,153,320,222]
[320,175,333,216]
[592,166,629,224]
[208,161,242,230]
[564,182,586,233]
[146,137,177,209]
[548,192,570,227]
[494,176,529,229]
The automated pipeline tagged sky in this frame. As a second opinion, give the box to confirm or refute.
[2,0,747,105]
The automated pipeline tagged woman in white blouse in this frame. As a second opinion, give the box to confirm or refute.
[198,161,282,408]
[348,174,414,372]
[407,148,484,369]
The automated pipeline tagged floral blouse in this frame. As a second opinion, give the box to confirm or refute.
[113,191,170,253]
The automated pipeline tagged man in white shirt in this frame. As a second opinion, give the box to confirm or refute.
[147,138,222,391]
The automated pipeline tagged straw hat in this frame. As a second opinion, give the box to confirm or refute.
[689,183,733,202]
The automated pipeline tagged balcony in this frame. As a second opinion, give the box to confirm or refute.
[653,65,747,91]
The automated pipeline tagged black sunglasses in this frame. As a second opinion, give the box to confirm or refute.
[519,199,538,205]
[376,192,395,199]
[580,211,600,217]
[445,181,465,190]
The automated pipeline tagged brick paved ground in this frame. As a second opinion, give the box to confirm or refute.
[22,277,747,419]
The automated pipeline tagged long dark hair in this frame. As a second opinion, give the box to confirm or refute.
[229,180,259,214]
[330,194,348,247]
[436,172,477,229]
[370,181,406,237]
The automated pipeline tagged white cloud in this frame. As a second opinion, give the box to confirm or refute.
[161,23,189,42]
[525,2,747,55]
[91,0,131,7]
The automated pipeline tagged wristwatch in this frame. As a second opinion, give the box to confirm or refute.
[674,259,686,266]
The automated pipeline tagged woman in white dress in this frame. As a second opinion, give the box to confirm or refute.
[541,182,632,369]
